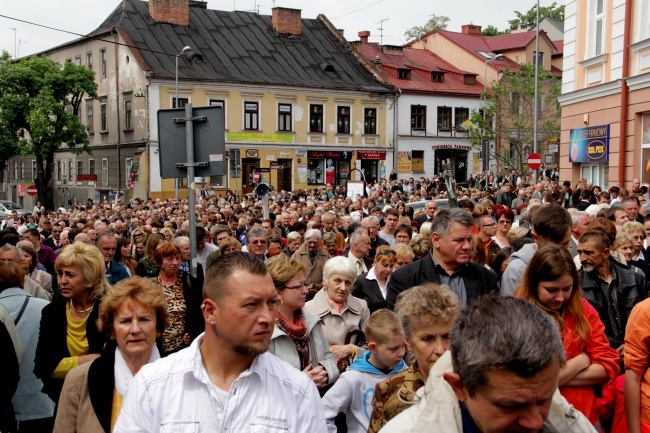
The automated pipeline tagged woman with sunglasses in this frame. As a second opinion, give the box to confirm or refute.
[266,255,338,390]
[492,205,515,248]
[352,246,397,314]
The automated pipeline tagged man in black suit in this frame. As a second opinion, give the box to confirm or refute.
[387,208,499,310]
[414,200,438,228]
[361,216,389,259]
[42,223,63,251]
[575,189,592,211]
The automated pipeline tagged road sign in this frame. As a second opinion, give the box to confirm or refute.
[527,153,542,170]
[253,171,261,183]
[27,185,38,196]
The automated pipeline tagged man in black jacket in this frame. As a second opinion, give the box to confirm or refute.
[387,208,499,310]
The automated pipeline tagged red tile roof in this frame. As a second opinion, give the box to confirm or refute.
[356,42,484,96]
[552,40,564,55]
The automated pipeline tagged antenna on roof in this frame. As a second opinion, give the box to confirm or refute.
[377,18,389,45]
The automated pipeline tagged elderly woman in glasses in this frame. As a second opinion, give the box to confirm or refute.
[292,229,331,299]
[267,255,338,389]
[352,246,397,314]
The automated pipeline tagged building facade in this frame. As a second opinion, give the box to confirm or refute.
[559,0,650,188]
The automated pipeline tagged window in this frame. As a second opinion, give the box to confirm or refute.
[74,57,81,66]
[124,99,132,130]
[432,72,444,83]
[77,160,83,182]
[56,160,62,182]
[20,161,24,180]
[209,99,226,124]
[437,106,452,130]
[398,69,411,80]
[534,51,544,69]
[68,160,73,182]
[172,97,188,109]
[13,162,17,181]
[309,104,324,132]
[591,0,606,56]
[89,158,95,179]
[125,158,133,185]
[464,75,476,85]
[455,108,469,128]
[86,103,93,133]
[364,108,377,134]
[412,150,425,173]
[102,158,109,186]
[100,49,106,79]
[32,160,36,180]
[244,102,259,130]
[278,103,292,131]
[100,102,107,132]
[337,106,350,133]
[87,53,93,70]
[411,105,426,131]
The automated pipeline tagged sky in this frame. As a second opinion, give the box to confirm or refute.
[0,0,558,58]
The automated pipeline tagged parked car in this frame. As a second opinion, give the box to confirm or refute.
[0,200,32,218]
[405,199,450,214]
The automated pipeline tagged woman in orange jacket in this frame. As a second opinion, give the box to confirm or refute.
[515,244,620,429]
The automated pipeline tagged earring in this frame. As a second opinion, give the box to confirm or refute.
[210,321,215,327]
[279,298,284,305]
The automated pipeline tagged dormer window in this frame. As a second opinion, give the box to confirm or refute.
[398,69,411,80]
[432,72,444,83]
[464,75,476,85]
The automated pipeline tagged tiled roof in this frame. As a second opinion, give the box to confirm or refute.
[88,0,394,93]
[552,40,564,55]
[356,42,483,96]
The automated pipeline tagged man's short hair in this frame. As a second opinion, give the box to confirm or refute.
[606,203,626,221]
[365,309,403,346]
[203,251,268,305]
[580,189,591,200]
[349,229,367,247]
[321,211,336,222]
[196,226,207,242]
[95,232,116,247]
[531,205,571,242]
[210,225,232,238]
[172,236,190,247]
[578,230,610,251]
[383,207,399,218]
[24,228,40,239]
[430,208,474,238]
[246,226,267,240]
[450,294,566,397]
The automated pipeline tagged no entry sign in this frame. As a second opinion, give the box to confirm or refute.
[527,153,542,170]
[27,185,38,196]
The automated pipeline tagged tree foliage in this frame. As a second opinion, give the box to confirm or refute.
[465,63,561,172]
[404,14,450,40]
[481,25,509,36]
[509,2,565,30]
[0,53,97,209]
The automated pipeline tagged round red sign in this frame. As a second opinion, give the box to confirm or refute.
[27,185,38,196]
[527,153,542,170]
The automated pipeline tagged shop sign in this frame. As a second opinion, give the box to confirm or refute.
[431,144,472,151]
[357,151,386,160]
[296,151,307,158]
[270,162,285,169]
[397,151,412,173]
[279,151,292,158]
[307,150,352,160]
[259,168,271,173]
[569,124,609,163]
[246,149,259,158]
[226,132,294,143]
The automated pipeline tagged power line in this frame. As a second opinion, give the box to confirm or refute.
[331,0,384,19]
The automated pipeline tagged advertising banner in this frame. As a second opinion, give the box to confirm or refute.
[569,125,609,163]
[397,151,412,173]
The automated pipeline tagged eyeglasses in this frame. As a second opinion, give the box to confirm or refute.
[284,282,308,291]
[498,220,513,225]
[482,223,496,227]
[250,240,267,245]
[376,249,396,257]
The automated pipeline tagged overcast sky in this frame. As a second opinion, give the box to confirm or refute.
[0,0,559,58]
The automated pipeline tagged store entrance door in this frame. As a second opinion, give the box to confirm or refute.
[276,159,292,192]
[242,158,260,195]
[435,150,468,182]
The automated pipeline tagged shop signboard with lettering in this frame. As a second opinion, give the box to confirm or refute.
[569,124,609,163]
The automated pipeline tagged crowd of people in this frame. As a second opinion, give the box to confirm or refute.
[1,171,650,432]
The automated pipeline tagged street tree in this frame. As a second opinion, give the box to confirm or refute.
[0,53,97,209]
[482,25,508,36]
[463,63,561,173]
[404,14,450,40]
[509,2,565,30]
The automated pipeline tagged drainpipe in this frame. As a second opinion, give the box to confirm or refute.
[618,0,631,185]
[114,29,122,198]
[393,89,401,178]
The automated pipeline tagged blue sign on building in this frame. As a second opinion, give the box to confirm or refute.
[569,124,609,163]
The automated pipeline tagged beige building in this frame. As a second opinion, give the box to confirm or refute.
[559,0,650,188]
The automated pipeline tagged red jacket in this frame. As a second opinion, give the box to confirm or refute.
[559,298,620,426]
[597,375,627,433]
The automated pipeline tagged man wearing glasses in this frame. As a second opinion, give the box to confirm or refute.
[246,227,268,261]
[43,224,63,250]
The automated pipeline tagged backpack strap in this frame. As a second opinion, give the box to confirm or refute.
[14,296,30,326]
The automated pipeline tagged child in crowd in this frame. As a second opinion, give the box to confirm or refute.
[322,309,407,433]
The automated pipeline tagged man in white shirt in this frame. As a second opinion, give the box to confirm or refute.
[345,229,372,275]
[115,252,326,433]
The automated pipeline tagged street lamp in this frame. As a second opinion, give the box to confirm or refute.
[175,46,191,200]
[483,53,503,173]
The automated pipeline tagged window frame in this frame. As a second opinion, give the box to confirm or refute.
[209,99,227,128]
[86,103,94,134]
[243,101,260,131]
[431,72,444,83]
[336,106,351,134]
[100,49,107,79]
[589,0,607,57]
[437,106,452,130]
[398,69,412,80]
[364,107,377,135]
[277,103,293,132]
[172,97,189,109]
[77,159,83,184]
[100,101,107,132]
[125,157,133,185]
[464,75,476,85]
[454,107,469,129]
[86,52,93,70]
[309,104,324,133]
[411,105,427,131]
[88,158,95,186]
[124,99,132,130]
[101,158,109,187]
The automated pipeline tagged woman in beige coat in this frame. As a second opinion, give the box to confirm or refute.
[54,277,169,433]
[305,256,370,370]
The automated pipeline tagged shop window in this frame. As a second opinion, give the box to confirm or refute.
[244,102,259,130]
[412,150,425,173]
[364,108,377,134]
[437,106,452,130]
[278,103,292,132]
[411,105,426,131]
[310,104,324,132]
[337,106,350,134]
[308,158,325,184]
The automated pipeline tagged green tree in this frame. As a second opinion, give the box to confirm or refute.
[0,53,97,209]
[509,2,565,30]
[466,63,561,172]
[404,14,450,40]
[481,25,509,36]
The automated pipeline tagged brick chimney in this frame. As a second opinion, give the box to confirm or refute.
[461,24,482,35]
[149,0,189,26]
[358,31,370,44]
[272,7,302,36]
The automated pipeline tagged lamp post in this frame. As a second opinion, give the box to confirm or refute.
[175,46,191,200]
[483,53,503,173]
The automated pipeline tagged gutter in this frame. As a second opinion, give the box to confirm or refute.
[618,0,632,185]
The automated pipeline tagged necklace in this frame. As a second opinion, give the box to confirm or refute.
[69,299,93,313]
